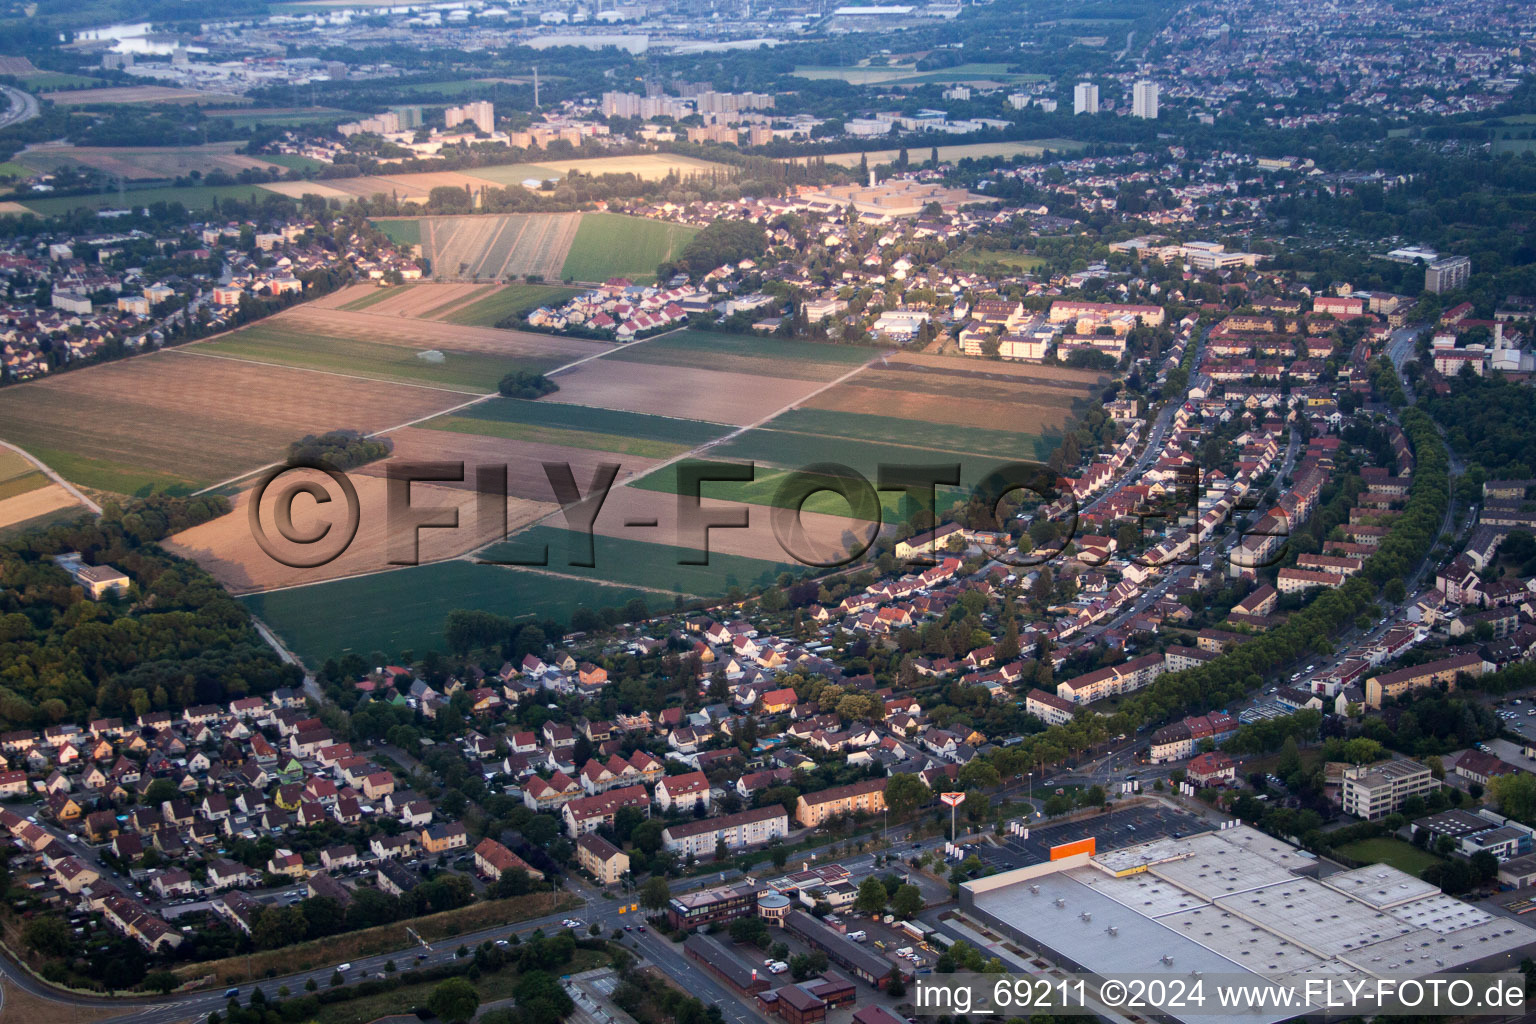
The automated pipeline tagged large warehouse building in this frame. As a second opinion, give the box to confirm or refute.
[959,826,1536,1024]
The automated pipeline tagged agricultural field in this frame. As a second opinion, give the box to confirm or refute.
[18,72,100,89]
[240,561,659,664]
[371,217,421,247]
[0,349,459,494]
[198,304,603,392]
[558,213,700,284]
[257,180,365,202]
[15,142,281,181]
[205,109,350,130]
[543,357,828,426]
[465,153,730,186]
[605,329,875,382]
[162,468,556,594]
[0,449,85,533]
[421,213,581,281]
[421,396,730,458]
[21,183,279,215]
[256,152,330,171]
[332,281,491,318]
[40,85,247,105]
[437,282,583,326]
[803,140,1085,168]
[299,170,491,203]
[482,525,795,597]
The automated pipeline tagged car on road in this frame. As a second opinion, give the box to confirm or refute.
[637,925,646,933]
[225,988,240,999]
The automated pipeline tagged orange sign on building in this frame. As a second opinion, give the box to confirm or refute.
[1049,836,1097,860]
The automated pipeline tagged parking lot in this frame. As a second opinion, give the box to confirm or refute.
[982,804,1211,869]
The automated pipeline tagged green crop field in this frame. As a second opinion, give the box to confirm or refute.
[706,427,1034,483]
[430,397,729,447]
[606,329,874,381]
[258,153,329,172]
[630,460,957,523]
[425,415,694,459]
[241,562,659,665]
[482,526,793,597]
[439,283,583,326]
[10,445,199,495]
[1334,838,1443,877]
[768,407,1053,460]
[22,184,281,215]
[198,323,563,392]
[338,284,420,311]
[559,213,699,284]
[457,162,564,186]
[20,72,100,89]
[371,218,421,247]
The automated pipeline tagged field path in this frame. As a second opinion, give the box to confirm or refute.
[190,323,694,497]
[0,437,101,514]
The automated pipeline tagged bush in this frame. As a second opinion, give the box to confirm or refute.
[497,371,558,399]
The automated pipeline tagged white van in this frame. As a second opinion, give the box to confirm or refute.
[338,962,353,973]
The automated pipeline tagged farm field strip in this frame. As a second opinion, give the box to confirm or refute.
[173,346,491,395]
[422,213,581,281]
[238,561,663,664]
[258,305,604,359]
[423,415,694,460]
[788,140,1085,168]
[438,284,584,327]
[0,351,459,494]
[558,213,699,284]
[604,329,876,382]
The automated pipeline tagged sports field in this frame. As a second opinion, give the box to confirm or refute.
[240,562,661,664]
[558,213,699,284]
[605,329,874,382]
[438,283,584,326]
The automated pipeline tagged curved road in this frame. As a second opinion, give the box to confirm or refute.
[0,83,39,130]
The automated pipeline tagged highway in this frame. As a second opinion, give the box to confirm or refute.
[0,83,39,130]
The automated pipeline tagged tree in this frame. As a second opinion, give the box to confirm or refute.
[890,883,924,919]
[640,875,671,911]
[854,876,888,914]
[884,773,932,818]
[143,972,180,994]
[24,915,74,957]
[429,978,481,1023]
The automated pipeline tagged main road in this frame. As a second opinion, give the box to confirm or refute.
[0,83,39,130]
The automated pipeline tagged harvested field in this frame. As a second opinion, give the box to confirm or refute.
[318,170,495,202]
[543,360,826,426]
[804,378,1086,442]
[333,281,489,319]
[0,352,460,493]
[438,283,583,327]
[163,469,556,594]
[41,85,248,105]
[369,425,666,503]
[15,142,279,181]
[314,282,390,309]
[0,482,82,533]
[886,350,1110,384]
[466,153,731,185]
[559,213,698,284]
[422,213,581,281]
[199,305,603,391]
[0,201,31,216]
[258,179,359,202]
[605,329,875,382]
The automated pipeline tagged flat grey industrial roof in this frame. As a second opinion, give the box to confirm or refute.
[1320,864,1441,908]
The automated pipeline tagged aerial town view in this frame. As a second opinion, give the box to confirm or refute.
[3,1,1536,1022]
